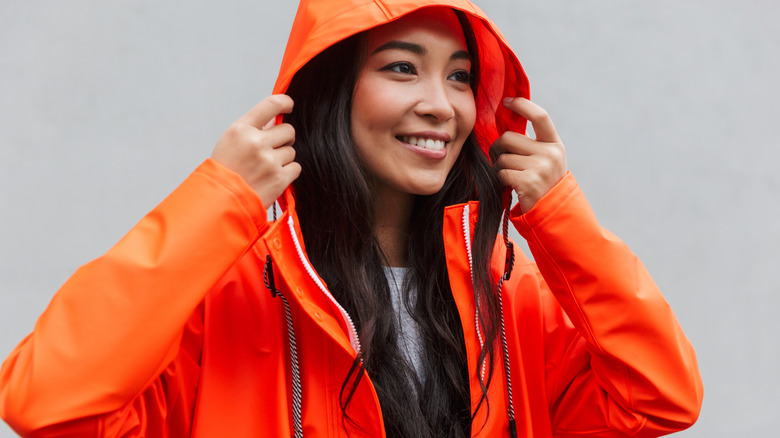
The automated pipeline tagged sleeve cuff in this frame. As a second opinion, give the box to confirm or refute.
[510,171,582,235]
[192,159,268,231]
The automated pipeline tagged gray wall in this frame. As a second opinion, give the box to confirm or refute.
[1,1,777,436]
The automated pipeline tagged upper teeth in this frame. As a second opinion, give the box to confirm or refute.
[400,136,446,151]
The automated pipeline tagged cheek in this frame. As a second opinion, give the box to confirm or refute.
[449,94,476,163]
[459,93,477,134]
[352,77,399,131]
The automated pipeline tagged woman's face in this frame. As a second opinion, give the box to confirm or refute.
[350,8,476,198]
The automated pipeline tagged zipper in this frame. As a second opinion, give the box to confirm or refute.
[462,204,486,381]
[464,203,519,437]
[287,216,362,355]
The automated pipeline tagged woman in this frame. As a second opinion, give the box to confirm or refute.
[0,0,702,437]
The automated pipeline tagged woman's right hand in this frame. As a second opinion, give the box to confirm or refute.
[211,94,301,207]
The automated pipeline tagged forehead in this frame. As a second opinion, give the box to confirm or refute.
[366,7,468,52]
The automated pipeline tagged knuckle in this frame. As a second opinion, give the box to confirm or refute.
[498,168,519,184]
[269,94,293,109]
[499,130,518,143]
[491,134,506,149]
[502,153,522,170]
[282,123,296,143]
[528,107,549,123]
[496,169,510,184]
[504,131,523,144]
[247,134,264,150]
[225,123,244,139]
[496,132,523,153]
[288,162,302,178]
[242,123,263,142]
[537,162,552,180]
[255,148,274,166]
[547,144,565,163]
[254,130,277,150]
[268,94,284,105]
[553,146,565,162]
[495,154,508,168]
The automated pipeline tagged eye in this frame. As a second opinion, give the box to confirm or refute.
[381,62,417,75]
[448,70,472,84]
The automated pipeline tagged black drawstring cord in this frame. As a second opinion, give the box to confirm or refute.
[498,202,517,437]
[264,255,304,438]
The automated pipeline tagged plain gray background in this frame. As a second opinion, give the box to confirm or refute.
[1,0,778,436]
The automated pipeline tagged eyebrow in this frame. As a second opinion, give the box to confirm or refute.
[372,40,471,61]
[373,41,425,55]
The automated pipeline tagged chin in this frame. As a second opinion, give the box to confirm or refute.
[408,181,447,196]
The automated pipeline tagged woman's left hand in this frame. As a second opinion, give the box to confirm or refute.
[492,97,568,214]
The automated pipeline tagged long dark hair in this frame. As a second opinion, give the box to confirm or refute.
[285,11,504,437]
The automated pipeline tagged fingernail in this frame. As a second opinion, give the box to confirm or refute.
[503,97,515,105]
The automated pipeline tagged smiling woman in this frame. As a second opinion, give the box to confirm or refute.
[0,0,702,437]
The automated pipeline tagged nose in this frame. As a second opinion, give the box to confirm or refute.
[414,79,455,122]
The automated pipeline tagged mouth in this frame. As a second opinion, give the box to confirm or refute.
[397,135,447,151]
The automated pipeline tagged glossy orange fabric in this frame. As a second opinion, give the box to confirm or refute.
[1,0,702,436]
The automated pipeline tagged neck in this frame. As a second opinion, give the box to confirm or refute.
[373,186,414,268]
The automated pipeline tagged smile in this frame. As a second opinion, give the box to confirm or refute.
[397,136,447,151]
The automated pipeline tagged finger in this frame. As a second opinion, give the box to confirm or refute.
[276,161,302,189]
[238,94,294,129]
[491,131,543,156]
[283,161,302,179]
[503,97,561,143]
[496,168,533,192]
[495,152,535,172]
[259,123,295,149]
[255,160,301,208]
[496,168,544,199]
[271,145,297,166]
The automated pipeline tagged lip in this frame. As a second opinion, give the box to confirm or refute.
[395,131,452,160]
[396,137,448,160]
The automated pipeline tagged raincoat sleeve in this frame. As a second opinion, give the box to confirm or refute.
[511,172,703,436]
[0,159,269,437]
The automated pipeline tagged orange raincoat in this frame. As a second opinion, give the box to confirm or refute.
[0,0,702,436]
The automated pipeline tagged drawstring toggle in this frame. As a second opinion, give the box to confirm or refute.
[264,255,280,298]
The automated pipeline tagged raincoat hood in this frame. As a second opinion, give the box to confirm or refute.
[272,0,530,151]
